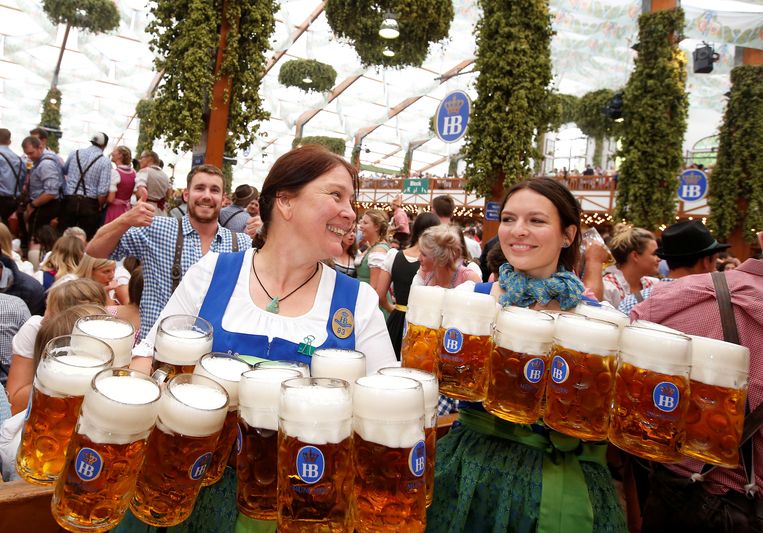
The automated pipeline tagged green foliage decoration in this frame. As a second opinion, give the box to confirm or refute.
[42,0,120,33]
[293,136,347,156]
[146,0,276,154]
[615,8,688,229]
[279,60,337,93]
[708,65,763,243]
[462,0,554,197]
[39,88,62,153]
[325,0,454,68]
[135,99,157,156]
[401,149,412,176]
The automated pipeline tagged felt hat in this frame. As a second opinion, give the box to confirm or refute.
[656,220,730,259]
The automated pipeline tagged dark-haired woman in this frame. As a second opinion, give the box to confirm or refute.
[427,178,626,533]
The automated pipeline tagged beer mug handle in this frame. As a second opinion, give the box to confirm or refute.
[151,366,170,385]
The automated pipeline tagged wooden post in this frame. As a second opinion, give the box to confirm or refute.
[481,176,506,245]
[648,0,677,12]
[204,0,233,168]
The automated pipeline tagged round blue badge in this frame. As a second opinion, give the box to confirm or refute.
[296,446,325,484]
[652,381,680,413]
[75,447,103,482]
[524,358,546,384]
[409,440,426,477]
[443,328,464,354]
[550,355,569,385]
[189,452,213,480]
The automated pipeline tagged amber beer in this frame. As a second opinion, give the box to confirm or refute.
[609,326,692,462]
[544,314,620,440]
[437,290,496,401]
[352,375,426,532]
[310,349,366,388]
[151,314,213,380]
[193,353,252,486]
[51,369,161,532]
[484,307,555,424]
[278,378,353,532]
[17,335,113,485]
[129,374,228,526]
[237,367,302,519]
[680,336,749,467]
[401,286,446,372]
[73,315,135,367]
[378,367,438,508]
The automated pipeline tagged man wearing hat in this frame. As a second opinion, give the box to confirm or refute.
[219,184,258,233]
[58,132,113,239]
[618,220,729,314]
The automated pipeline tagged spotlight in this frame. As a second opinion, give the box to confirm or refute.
[302,76,313,84]
[379,12,399,40]
[382,47,395,57]
[693,42,719,74]
[604,92,624,121]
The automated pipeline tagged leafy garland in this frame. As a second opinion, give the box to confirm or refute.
[279,59,337,93]
[615,8,688,229]
[708,65,763,243]
[39,88,62,153]
[401,149,412,176]
[42,0,120,33]
[293,136,347,156]
[146,0,276,155]
[135,99,157,156]
[325,0,453,68]
[462,0,554,197]
[575,89,622,167]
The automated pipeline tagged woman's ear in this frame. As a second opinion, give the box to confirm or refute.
[563,225,577,247]
[274,193,294,221]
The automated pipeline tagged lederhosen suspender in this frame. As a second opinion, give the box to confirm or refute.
[0,152,23,196]
[171,219,240,293]
[73,151,103,196]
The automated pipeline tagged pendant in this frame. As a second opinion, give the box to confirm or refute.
[266,297,280,314]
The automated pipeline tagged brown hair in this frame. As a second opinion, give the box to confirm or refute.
[127,266,144,306]
[362,209,389,241]
[113,146,132,166]
[608,223,655,266]
[186,164,224,188]
[432,195,455,218]
[33,304,108,367]
[47,278,107,315]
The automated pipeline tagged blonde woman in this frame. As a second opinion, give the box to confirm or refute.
[36,234,85,290]
[74,254,123,306]
[357,209,392,315]
[602,223,660,308]
[413,224,481,288]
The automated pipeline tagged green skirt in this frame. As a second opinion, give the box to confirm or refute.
[426,413,627,533]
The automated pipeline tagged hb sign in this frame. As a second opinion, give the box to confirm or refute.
[435,90,471,143]
[677,169,708,202]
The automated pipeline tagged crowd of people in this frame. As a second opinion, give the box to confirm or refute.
[0,138,760,532]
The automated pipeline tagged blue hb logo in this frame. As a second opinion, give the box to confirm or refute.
[296,446,324,484]
[189,452,213,480]
[75,447,103,482]
[235,424,243,456]
[653,381,680,413]
[524,358,546,384]
[409,440,426,477]
[550,356,569,384]
[443,328,464,354]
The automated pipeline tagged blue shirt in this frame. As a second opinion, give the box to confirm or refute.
[28,154,63,201]
[0,146,24,197]
[62,145,111,198]
[618,278,674,315]
[218,205,249,233]
[110,216,251,340]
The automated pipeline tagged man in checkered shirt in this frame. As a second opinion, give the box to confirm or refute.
[0,292,30,386]
[87,164,255,342]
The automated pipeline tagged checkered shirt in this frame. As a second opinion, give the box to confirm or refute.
[437,394,459,416]
[0,293,31,384]
[618,278,674,315]
[111,216,250,341]
[62,145,111,198]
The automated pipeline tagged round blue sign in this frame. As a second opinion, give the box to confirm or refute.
[678,169,708,202]
[189,452,213,480]
[296,445,325,484]
[435,90,471,143]
[443,328,464,354]
[409,440,426,477]
[75,447,103,482]
[653,381,680,413]
[524,358,546,384]
[550,356,569,385]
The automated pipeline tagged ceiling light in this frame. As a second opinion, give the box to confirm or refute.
[379,12,399,40]
[382,47,395,57]
[302,76,312,84]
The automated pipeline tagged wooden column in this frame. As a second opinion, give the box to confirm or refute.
[204,1,233,168]
[481,176,506,245]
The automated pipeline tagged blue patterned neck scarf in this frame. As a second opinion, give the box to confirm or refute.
[498,262,583,310]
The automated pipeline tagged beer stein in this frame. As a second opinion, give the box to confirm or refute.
[609,326,692,462]
[544,314,619,440]
[630,319,683,335]
[352,375,427,532]
[130,374,229,527]
[310,349,366,388]
[73,314,135,367]
[193,353,252,486]
[278,378,353,532]
[152,314,213,380]
[237,367,302,519]
[680,335,749,467]
[484,307,555,424]
[51,369,161,532]
[254,359,310,377]
[437,290,497,401]
[574,302,629,331]
[17,335,113,484]
[379,367,438,507]
[401,286,446,372]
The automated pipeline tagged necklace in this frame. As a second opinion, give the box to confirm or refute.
[252,251,320,314]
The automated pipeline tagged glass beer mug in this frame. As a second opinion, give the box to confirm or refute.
[484,307,555,424]
[130,374,229,527]
[254,359,310,377]
[352,375,427,532]
[310,349,366,389]
[544,314,620,440]
[609,326,692,462]
[17,335,113,484]
[680,335,749,467]
[278,378,353,532]
[400,286,446,372]
[152,314,213,380]
[379,367,438,508]
[437,290,496,401]
[51,369,161,532]
[73,314,135,367]
[574,302,629,331]
[237,368,303,520]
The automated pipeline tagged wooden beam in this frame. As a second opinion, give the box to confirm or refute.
[416,155,448,174]
[294,73,364,138]
[263,2,326,76]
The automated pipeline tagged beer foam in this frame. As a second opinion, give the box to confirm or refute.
[353,375,425,448]
[406,286,446,329]
[630,320,684,335]
[194,355,251,407]
[554,314,620,355]
[574,303,629,330]
[160,381,228,437]
[239,369,302,431]
[310,349,366,384]
[619,326,692,374]
[80,374,160,444]
[689,335,750,389]
[36,354,109,397]
[494,307,555,354]
[377,367,438,423]
[253,360,310,377]
[279,380,352,444]
[154,328,212,366]
[75,318,134,367]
